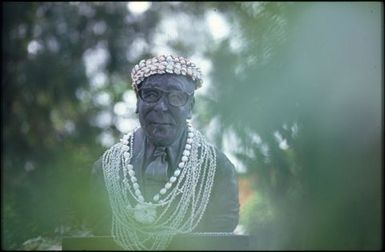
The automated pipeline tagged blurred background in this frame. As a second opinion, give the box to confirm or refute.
[2,2,382,250]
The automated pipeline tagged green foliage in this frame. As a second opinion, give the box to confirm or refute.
[198,2,382,250]
[2,2,159,249]
[2,2,382,250]
[241,192,274,230]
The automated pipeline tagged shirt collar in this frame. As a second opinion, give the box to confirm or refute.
[144,127,188,169]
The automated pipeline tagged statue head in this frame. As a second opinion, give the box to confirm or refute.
[131,55,203,146]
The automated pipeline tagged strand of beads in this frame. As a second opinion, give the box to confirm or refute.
[120,130,146,204]
[119,123,195,206]
[152,123,194,203]
[104,127,217,250]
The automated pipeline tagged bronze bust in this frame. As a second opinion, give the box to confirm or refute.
[88,55,239,250]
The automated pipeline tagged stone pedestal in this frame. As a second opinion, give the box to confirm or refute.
[62,233,250,250]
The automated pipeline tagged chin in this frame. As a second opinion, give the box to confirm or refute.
[146,124,178,146]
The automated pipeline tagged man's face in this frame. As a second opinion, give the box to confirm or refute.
[137,74,195,146]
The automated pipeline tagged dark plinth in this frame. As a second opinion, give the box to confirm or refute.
[62,233,250,250]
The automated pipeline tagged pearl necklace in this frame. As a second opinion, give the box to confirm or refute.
[119,122,195,223]
[102,123,217,250]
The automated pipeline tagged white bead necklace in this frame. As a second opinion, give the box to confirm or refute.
[102,122,217,250]
[119,122,195,211]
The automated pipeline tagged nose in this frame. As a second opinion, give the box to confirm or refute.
[153,96,168,111]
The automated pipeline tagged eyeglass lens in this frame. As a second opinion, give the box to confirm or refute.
[139,88,189,107]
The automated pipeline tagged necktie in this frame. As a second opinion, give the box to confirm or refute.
[144,146,169,199]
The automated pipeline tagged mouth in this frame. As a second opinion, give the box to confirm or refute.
[149,122,174,126]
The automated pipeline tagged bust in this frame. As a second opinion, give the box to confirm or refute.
[88,55,240,250]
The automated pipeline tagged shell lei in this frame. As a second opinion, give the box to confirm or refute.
[102,128,217,250]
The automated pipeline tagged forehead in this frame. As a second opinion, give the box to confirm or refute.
[140,74,195,92]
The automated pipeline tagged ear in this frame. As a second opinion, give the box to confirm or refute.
[135,98,139,114]
[135,84,142,114]
[187,97,195,119]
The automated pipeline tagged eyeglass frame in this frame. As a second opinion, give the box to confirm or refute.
[138,86,194,107]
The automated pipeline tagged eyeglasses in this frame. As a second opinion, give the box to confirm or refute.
[138,87,193,107]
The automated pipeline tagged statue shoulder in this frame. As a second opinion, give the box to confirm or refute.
[93,156,103,171]
[92,142,126,174]
[194,129,237,177]
[214,147,237,178]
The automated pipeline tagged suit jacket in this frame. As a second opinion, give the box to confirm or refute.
[86,128,240,235]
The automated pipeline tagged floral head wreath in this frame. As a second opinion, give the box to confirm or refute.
[130,55,203,92]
